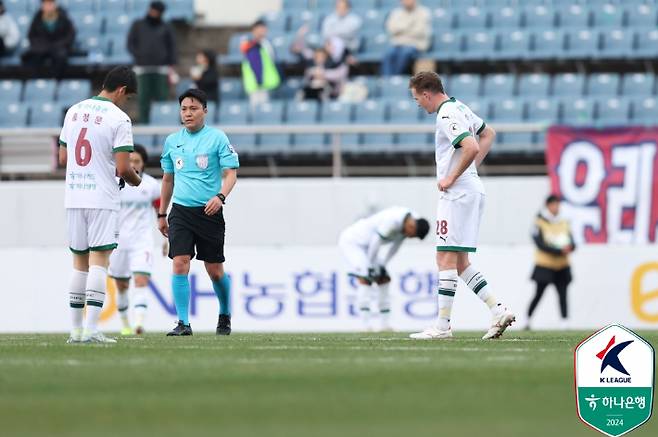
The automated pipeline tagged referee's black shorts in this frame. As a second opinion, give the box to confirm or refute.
[167,203,225,263]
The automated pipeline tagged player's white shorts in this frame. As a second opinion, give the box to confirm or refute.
[436,191,485,252]
[108,246,154,279]
[338,233,370,280]
[67,208,118,253]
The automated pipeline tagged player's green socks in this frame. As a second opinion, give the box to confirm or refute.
[460,265,504,316]
[116,290,130,329]
[84,265,107,333]
[438,269,458,331]
[69,269,87,332]
[212,275,231,316]
[172,274,190,325]
[132,286,148,328]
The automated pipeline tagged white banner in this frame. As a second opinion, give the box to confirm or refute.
[2,245,658,333]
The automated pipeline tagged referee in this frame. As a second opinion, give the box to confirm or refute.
[158,89,239,336]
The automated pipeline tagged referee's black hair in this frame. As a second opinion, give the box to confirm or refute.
[416,218,430,240]
[546,194,561,205]
[179,88,208,109]
[133,144,148,164]
[102,66,138,94]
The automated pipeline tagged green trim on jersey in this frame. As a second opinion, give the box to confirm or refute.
[436,97,456,113]
[452,132,471,147]
[133,271,151,277]
[476,122,486,135]
[91,96,112,102]
[58,139,67,147]
[436,245,476,252]
[90,243,118,252]
[113,145,134,153]
[69,247,90,254]
[109,275,131,281]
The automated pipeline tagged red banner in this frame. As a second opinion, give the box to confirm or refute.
[546,126,658,244]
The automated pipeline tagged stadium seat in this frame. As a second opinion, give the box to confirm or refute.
[354,100,393,153]
[490,98,530,146]
[557,5,590,28]
[320,101,355,149]
[431,7,454,30]
[263,11,289,35]
[104,0,128,14]
[462,31,495,61]
[523,5,556,30]
[0,80,23,103]
[287,101,325,152]
[71,13,103,39]
[282,0,308,10]
[389,100,428,152]
[63,0,95,14]
[272,77,303,100]
[600,29,633,60]
[57,80,92,107]
[564,29,600,60]
[104,14,135,36]
[351,76,379,99]
[220,78,244,102]
[270,34,296,64]
[149,102,180,125]
[359,33,388,63]
[552,73,585,97]
[251,101,289,152]
[205,102,218,124]
[454,6,488,30]
[221,33,249,65]
[528,30,565,60]
[448,74,481,100]
[525,98,559,123]
[630,97,658,126]
[429,31,463,62]
[29,103,64,128]
[165,0,196,22]
[635,29,658,58]
[586,73,620,97]
[0,103,28,127]
[361,9,387,35]
[596,97,631,127]
[483,74,515,99]
[620,73,656,98]
[517,73,550,98]
[490,6,521,29]
[626,4,657,29]
[592,3,623,28]
[217,102,256,152]
[560,97,595,126]
[288,10,323,33]
[379,76,410,101]
[23,79,57,103]
[495,30,530,60]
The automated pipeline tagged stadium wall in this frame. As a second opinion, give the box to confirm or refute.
[196,0,280,25]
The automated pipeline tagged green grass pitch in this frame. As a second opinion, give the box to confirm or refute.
[1,331,656,437]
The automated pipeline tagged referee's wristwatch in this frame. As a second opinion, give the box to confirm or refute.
[216,193,226,204]
[157,212,167,219]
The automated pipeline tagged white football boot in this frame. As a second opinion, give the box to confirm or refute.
[482,308,516,340]
[81,331,117,344]
[66,327,83,344]
[409,326,453,339]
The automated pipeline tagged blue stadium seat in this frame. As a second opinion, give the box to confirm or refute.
[0,80,23,103]
[635,29,658,58]
[557,4,590,28]
[431,7,454,30]
[3,0,29,13]
[320,101,355,149]
[630,97,658,126]
[359,33,388,62]
[600,29,633,59]
[218,102,249,125]
[221,33,249,65]
[288,10,323,33]
[351,76,379,99]
[29,103,64,127]
[104,34,131,64]
[130,0,150,14]
[63,0,96,14]
[165,0,196,22]
[490,6,521,29]
[263,11,289,34]
[57,80,92,107]
[104,0,128,14]
[626,4,657,29]
[354,100,393,153]
[0,103,28,127]
[455,6,488,30]
[71,13,103,38]
[592,3,623,28]
[483,74,515,98]
[596,97,630,127]
[287,101,325,152]
[23,79,57,103]
[518,73,550,98]
[133,135,156,151]
[552,73,585,97]
[448,74,481,100]
[270,34,296,64]
[621,73,655,97]
[220,78,244,102]
[462,31,495,61]
[560,97,595,126]
[282,0,308,9]
[251,101,289,152]
[523,5,556,29]
[272,77,303,100]
[525,98,559,123]
[390,100,428,152]
[175,78,194,99]
[205,102,218,123]
[495,30,530,60]
[564,29,600,60]
[587,73,620,97]
[464,99,490,120]
[361,9,387,35]
[149,102,180,125]
[429,31,463,61]
[490,99,524,122]
[104,14,135,36]
[379,76,410,100]
[528,30,565,60]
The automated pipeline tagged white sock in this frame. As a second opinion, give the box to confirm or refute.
[69,269,87,332]
[377,282,391,328]
[84,265,107,333]
[117,290,130,329]
[460,265,504,317]
[132,285,148,328]
[357,282,372,328]
[438,269,458,331]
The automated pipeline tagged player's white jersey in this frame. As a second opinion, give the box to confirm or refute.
[117,173,160,249]
[435,97,486,193]
[340,206,413,247]
[60,97,134,210]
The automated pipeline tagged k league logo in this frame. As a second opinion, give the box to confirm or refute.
[575,324,655,437]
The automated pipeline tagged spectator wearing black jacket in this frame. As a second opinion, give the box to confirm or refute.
[190,49,219,104]
[127,1,177,123]
[21,0,75,78]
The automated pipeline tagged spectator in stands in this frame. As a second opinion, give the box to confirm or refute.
[240,20,280,107]
[21,0,76,78]
[0,1,20,57]
[127,1,177,123]
[321,0,362,54]
[190,49,219,104]
[381,0,431,76]
[526,195,576,330]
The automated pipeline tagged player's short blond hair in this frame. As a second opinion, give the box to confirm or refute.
[408,71,445,94]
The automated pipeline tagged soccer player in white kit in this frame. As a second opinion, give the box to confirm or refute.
[108,145,161,335]
[339,207,430,331]
[59,67,142,344]
[408,71,515,340]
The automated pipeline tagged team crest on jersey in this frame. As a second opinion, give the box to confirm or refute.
[196,154,209,169]
[450,122,460,135]
[175,157,184,170]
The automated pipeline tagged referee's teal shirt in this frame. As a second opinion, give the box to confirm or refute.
[161,125,240,207]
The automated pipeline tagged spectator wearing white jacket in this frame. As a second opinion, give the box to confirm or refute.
[321,0,362,53]
[381,0,431,76]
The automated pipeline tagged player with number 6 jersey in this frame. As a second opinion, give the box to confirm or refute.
[58,66,142,344]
